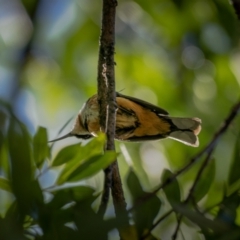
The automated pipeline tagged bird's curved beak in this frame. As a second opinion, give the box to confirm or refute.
[48,132,73,143]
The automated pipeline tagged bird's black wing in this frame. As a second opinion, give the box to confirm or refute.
[116,92,169,115]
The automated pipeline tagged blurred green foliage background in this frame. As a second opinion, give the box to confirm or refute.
[1,0,240,239]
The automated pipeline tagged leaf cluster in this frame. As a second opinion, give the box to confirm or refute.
[1,100,240,240]
[0,102,119,240]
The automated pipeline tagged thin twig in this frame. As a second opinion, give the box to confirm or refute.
[141,209,174,240]
[203,201,222,214]
[192,198,203,215]
[185,148,214,203]
[129,100,240,213]
[129,100,240,239]
[172,214,183,240]
[172,147,215,240]
[173,99,240,239]
[180,228,187,240]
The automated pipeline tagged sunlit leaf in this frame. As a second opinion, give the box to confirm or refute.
[71,186,96,202]
[56,134,108,184]
[64,151,117,183]
[0,177,12,193]
[228,178,240,197]
[161,169,181,206]
[120,225,138,240]
[0,142,9,177]
[52,143,81,166]
[52,133,105,167]
[33,126,49,168]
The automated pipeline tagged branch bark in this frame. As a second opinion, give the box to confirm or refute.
[97,0,128,221]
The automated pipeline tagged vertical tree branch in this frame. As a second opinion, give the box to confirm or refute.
[97,0,127,220]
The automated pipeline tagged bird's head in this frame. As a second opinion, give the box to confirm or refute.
[48,114,92,143]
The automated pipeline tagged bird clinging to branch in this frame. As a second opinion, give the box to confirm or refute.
[49,92,201,147]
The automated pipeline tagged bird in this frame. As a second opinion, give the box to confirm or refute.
[49,92,201,147]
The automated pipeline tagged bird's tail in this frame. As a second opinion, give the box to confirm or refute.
[166,117,202,147]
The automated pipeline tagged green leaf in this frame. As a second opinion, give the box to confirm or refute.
[127,170,161,236]
[229,131,240,185]
[64,151,117,183]
[228,178,240,196]
[0,142,9,177]
[161,169,181,206]
[174,203,230,233]
[216,192,240,225]
[56,154,86,184]
[0,109,9,176]
[8,119,33,215]
[52,143,80,167]
[70,186,96,202]
[48,186,95,209]
[52,133,106,167]
[33,126,49,168]
[30,179,44,205]
[55,134,108,184]
[194,159,215,202]
[0,177,12,193]
[0,131,4,152]
[127,169,144,199]
[0,108,8,139]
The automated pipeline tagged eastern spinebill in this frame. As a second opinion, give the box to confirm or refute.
[49,93,201,147]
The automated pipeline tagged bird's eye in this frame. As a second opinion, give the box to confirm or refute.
[75,134,92,139]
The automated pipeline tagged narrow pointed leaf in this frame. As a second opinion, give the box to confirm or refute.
[52,143,80,166]
[162,169,181,206]
[48,186,95,209]
[174,204,230,233]
[33,126,49,168]
[0,177,12,193]
[127,169,144,199]
[65,151,117,183]
[8,120,33,215]
[52,133,105,167]
[216,192,240,225]
[194,159,215,202]
[127,170,161,236]
[0,143,9,177]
